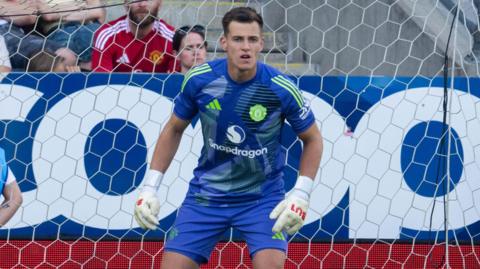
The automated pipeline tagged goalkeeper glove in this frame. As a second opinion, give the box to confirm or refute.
[269,175,313,235]
[134,169,163,230]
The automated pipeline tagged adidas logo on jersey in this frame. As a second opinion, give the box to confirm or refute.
[272,232,286,241]
[206,99,222,110]
[116,53,130,64]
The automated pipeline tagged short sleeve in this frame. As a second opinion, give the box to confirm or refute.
[272,75,315,134]
[173,75,199,120]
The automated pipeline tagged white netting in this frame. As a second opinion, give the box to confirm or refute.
[0,0,479,268]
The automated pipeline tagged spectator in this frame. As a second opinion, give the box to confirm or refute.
[172,25,207,74]
[36,0,106,71]
[92,0,178,73]
[0,0,77,70]
[27,51,81,72]
[0,147,23,227]
[0,36,11,72]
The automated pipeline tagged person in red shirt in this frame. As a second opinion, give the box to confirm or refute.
[92,0,178,73]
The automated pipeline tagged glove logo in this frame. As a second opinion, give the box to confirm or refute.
[136,198,143,206]
[226,125,246,144]
[291,204,306,220]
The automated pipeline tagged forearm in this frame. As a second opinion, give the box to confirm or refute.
[150,117,187,173]
[298,126,323,179]
[0,1,37,26]
[0,199,20,226]
[38,1,105,22]
[61,8,105,22]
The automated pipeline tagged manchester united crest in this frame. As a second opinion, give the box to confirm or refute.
[149,50,164,64]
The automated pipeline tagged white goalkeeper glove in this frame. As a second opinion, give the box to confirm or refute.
[269,176,313,235]
[134,169,163,230]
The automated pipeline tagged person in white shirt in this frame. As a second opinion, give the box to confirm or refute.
[0,36,11,72]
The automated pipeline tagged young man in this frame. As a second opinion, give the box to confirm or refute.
[0,147,23,227]
[134,7,323,269]
[172,25,208,74]
[92,0,178,73]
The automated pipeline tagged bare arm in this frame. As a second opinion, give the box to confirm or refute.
[297,123,323,180]
[37,0,106,23]
[150,114,190,172]
[0,181,23,226]
[0,66,11,72]
[0,0,37,26]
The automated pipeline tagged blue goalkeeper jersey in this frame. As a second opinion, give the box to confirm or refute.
[174,59,315,206]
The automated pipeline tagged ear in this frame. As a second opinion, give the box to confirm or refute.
[173,50,178,57]
[220,35,227,51]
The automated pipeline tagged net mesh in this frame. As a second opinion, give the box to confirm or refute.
[0,0,479,268]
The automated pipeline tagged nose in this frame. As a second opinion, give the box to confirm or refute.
[241,40,250,51]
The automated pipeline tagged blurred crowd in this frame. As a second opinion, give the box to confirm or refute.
[0,0,207,73]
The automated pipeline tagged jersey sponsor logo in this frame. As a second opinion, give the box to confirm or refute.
[226,125,245,144]
[208,139,267,159]
[116,53,130,64]
[249,104,267,122]
[149,50,164,64]
[206,99,222,110]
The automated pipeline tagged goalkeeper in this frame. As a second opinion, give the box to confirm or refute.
[135,7,323,269]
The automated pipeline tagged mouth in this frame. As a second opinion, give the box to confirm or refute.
[240,55,251,60]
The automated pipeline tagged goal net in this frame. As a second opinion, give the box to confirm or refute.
[0,0,479,268]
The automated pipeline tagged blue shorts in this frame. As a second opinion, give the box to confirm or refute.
[164,196,288,265]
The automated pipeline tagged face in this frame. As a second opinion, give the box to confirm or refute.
[175,32,207,72]
[126,0,161,28]
[221,21,263,76]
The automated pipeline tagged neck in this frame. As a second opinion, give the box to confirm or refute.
[180,64,190,74]
[129,21,154,39]
[228,64,256,83]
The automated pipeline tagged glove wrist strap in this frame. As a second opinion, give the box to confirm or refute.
[291,175,314,200]
[142,169,164,193]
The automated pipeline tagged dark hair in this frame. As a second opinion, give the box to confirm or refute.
[27,51,64,72]
[172,25,207,52]
[222,7,263,35]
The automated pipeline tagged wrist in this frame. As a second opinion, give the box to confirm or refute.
[290,175,314,200]
[141,169,164,193]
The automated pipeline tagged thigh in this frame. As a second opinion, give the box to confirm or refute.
[161,251,199,269]
[252,249,286,269]
[70,23,101,61]
[233,197,288,259]
[165,202,229,265]
[47,30,69,48]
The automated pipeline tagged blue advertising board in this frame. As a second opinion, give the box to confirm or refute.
[0,73,479,242]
